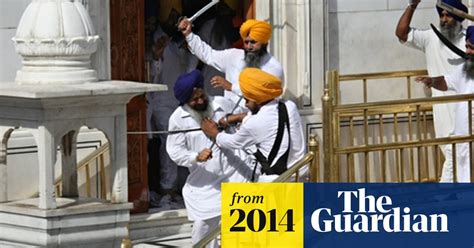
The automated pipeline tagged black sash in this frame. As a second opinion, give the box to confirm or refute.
[251,102,291,181]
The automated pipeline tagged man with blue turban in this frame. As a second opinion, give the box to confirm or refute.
[166,70,253,247]
[414,25,474,183]
[146,21,198,209]
[177,17,284,107]
[395,0,468,182]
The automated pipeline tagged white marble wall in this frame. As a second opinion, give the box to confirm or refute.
[256,0,321,111]
[87,0,111,80]
[0,0,29,83]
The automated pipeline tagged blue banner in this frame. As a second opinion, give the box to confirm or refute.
[304,183,474,248]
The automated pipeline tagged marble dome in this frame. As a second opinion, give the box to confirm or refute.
[12,0,100,85]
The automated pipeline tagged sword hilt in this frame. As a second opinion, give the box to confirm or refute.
[176,16,193,32]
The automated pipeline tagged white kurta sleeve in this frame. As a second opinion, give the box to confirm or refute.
[444,65,464,92]
[216,123,257,150]
[287,101,306,156]
[186,33,235,73]
[401,28,430,52]
[231,82,242,95]
[166,117,199,167]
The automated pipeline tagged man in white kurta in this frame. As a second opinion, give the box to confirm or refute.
[395,0,468,182]
[415,25,474,182]
[443,64,473,182]
[178,18,284,106]
[166,70,252,246]
[202,68,306,182]
[147,26,199,208]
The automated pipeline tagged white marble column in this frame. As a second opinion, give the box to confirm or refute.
[61,130,78,197]
[34,126,57,209]
[111,114,128,203]
[0,127,14,203]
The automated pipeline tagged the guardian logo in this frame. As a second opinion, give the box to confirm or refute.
[311,188,448,233]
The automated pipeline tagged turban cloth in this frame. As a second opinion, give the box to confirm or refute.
[239,19,272,44]
[467,26,474,44]
[436,0,468,23]
[174,70,204,106]
[239,68,282,104]
[159,0,182,23]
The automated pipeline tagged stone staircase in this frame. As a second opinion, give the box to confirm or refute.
[130,208,193,247]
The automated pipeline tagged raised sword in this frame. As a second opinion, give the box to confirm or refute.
[188,0,220,22]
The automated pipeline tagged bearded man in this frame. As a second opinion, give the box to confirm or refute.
[166,70,253,247]
[201,68,306,182]
[395,0,468,182]
[178,18,284,106]
[415,26,474,183]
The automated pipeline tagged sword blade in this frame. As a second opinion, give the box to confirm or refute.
[430,23,468,60]
[188,0,220,22]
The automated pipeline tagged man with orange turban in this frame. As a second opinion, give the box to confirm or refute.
[202,68,305,182]
[178,17,283,106]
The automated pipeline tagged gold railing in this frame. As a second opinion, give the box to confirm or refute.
[323,69,474,183]
[31,142,110,199]
[194,134,320,248]
[71,142,109,198]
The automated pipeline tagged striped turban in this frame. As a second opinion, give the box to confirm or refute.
[174,70,204,106]
[239,68,282,104]
[239,19,272,44]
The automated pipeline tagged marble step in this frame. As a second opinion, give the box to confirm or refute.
[130,208,193,246]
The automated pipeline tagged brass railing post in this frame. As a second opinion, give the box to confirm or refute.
[121,224,132,248]
[99,153,107,199]
[323,70,337,182]
[308,134,320,182]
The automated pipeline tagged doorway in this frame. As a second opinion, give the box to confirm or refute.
[110,0,254,214]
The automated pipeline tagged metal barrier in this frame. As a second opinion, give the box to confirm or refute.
[32,142,110,199]
[323,69,474,183]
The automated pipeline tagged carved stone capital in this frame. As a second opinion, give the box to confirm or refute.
[13,0,99,85]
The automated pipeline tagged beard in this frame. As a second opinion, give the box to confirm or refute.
[250,106,260,115]
[244,47,268,68]
[463,59,474,79]
[439,21,462,42]
[183,98,214,124]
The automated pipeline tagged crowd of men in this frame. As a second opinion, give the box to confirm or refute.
[145,0,474,246]
[146,12,307,246]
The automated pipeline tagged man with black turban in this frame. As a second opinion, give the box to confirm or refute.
[178,17,284,107]
[395,0,468,182]
[166,70,253,247]
[415,25,474,183]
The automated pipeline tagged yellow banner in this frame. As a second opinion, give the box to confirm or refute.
[221,183,304,248]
